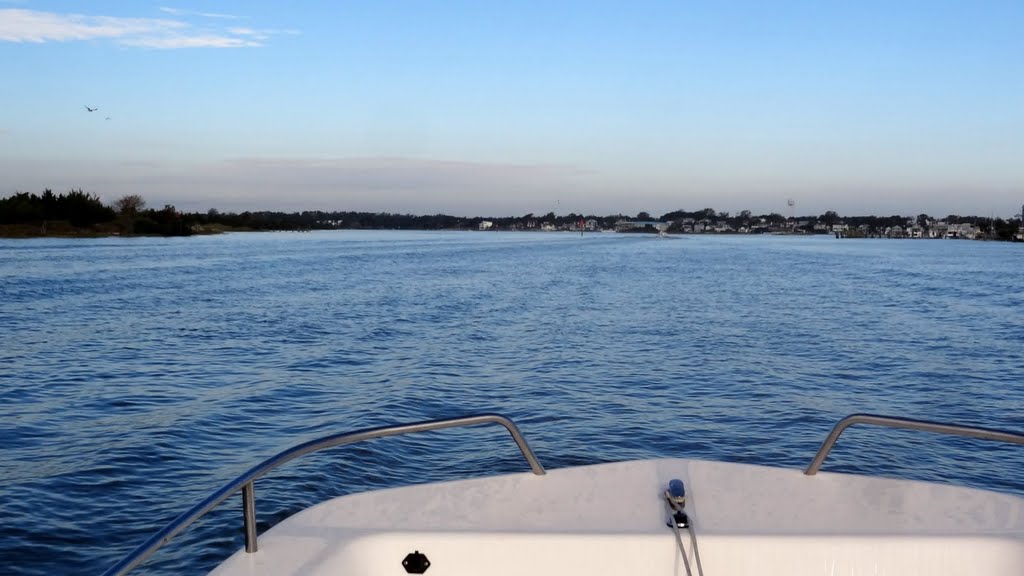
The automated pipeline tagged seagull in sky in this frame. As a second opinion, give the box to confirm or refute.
[84,105,98,112]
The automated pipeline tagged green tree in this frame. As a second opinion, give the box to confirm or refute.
[992,218,1020,241]
[115,194,146,217]
[62,189,116,227]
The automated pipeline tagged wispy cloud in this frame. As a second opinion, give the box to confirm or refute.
[219,156,587,187]
[0,9,183,43]
[123,34,258,49]
[0,8,285,48]
[227,27,269,41]
[172,156,594,214]
[158,6,238,20]
[228,26,300,41]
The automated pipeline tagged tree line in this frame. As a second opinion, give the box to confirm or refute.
[0,189,116,228]
[0,190,190,236]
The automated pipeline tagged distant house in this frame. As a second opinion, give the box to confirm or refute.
[947,223,977,239]
[479,221,493,230]
[615,220,667,232]
[886,225,905,238]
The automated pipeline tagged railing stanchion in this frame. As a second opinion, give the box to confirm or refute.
[242,482,257,553]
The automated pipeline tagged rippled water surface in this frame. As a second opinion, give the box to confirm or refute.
[2,231,1023,574]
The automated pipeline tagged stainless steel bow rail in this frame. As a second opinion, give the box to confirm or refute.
[102,414,545,576]
[805,413,1024,475]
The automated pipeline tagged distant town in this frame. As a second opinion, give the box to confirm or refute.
[471,209,1023,241]
[1,189,1022,241]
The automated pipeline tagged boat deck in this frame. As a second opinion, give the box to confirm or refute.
[211,458,1024,575]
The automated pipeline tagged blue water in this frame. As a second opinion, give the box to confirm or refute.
[2,231,1023,575]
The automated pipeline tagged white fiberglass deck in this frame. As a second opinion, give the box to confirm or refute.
[211,458,1024,575]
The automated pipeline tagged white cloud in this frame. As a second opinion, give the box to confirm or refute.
[0,8,282,48]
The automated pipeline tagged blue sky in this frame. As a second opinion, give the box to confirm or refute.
[1,1,1022,217]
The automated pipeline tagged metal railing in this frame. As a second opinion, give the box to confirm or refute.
[102,413,545,576]
[805,413,1024,475]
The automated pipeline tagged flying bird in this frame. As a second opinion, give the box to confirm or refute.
[84,106,98,112]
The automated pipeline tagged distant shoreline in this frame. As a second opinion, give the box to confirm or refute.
[0,222,256,239]
[2,190,1021,241]
[3,223,1020,242]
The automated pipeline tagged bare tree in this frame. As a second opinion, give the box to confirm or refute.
[114,194,146,217]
